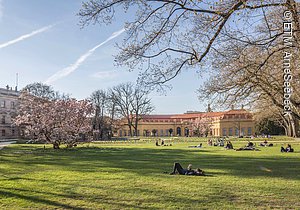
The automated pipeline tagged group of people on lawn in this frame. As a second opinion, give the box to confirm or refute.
[205,138,294,152]
[164,137,295,176]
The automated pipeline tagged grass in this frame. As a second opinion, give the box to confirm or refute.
[0,137,300,209]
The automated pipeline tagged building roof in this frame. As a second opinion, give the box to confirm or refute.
[223,109,249,115]
[141,109,252,120]
[0,86,20,97]
[141,115,174,119]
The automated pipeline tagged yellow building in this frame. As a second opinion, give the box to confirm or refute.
[118,108,255,137]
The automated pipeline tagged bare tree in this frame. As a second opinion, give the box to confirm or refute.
[78,1,298,88]
[90,89,121,140]
[131,86,155,136]
[191,116,213,137]
[110,82,154,136]
[90,90,108,140]
[23,82,69,100]
[23,82,56,99]
[197,4,300,136]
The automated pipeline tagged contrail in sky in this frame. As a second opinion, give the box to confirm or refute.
[45,28,125,85]
[0,24,54,49]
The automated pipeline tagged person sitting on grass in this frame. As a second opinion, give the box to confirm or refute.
[207,139,213,146]
[281,144,294,152]
[224,141,233,149]
[169,163,205,176]
[246,140,254,148]
[155,140,160,146]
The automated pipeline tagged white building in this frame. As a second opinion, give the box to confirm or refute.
[0,85,20,139]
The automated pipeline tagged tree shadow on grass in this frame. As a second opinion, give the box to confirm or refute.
[0,186,158,209]
[0,189,81,209]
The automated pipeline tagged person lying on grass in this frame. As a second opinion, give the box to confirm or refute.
[259,140,273,147]
[236,141,260,151]
[169,162,205,176]
[188,143,202,148]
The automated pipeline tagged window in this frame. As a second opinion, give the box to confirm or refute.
[222,128,227,136]
[12,129,15,135]
[11,101,15,109]
[1,116,5,124]
[160,129,164,136]
[235,128,239,136]
[241,128,245,136]
[229,128,233,136]
[0,100,5,108]
[248,127,252,135]
[1,130,5,136]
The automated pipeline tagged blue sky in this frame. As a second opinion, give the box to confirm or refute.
[0,0,206,114]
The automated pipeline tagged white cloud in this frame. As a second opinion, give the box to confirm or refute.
[91,71,118,80]
[0,24,54,49]
[44,28,125,85]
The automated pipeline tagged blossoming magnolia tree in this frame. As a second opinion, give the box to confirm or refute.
[14,92,94,149]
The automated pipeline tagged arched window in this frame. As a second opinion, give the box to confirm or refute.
[176,127,181,136]
[184,127,189,137]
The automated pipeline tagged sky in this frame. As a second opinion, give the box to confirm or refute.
[0,0,206,114]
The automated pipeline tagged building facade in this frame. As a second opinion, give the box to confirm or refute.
[0,86,20,139]
[118,108,255,137]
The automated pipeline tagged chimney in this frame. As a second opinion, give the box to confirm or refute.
[231,105,234,110]
[241,104,244,109]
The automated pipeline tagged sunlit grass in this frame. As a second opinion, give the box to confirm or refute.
[0,137,300,209]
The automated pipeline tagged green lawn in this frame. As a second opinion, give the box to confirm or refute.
[0,138,300,209]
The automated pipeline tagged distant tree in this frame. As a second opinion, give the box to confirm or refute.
[254,103,292,136]
[22,82,69,99]
[14,92,93,149]
[110,82,154,137]
[90,89,121,140]
[90,90,108,140]
[191,116,213,137]
[255,118,285,135]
